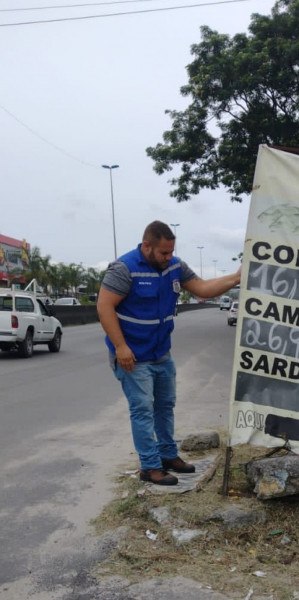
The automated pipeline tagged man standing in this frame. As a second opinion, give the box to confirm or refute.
[98,221,241,485]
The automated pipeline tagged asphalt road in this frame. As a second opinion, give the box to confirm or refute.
[0,307,237,599]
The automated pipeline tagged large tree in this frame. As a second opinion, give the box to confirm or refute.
[146,0,299,202]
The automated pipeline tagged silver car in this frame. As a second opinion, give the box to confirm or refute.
[227,301,238,326]
[55,297,81,306]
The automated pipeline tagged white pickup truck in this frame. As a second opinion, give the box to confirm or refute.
[0,288,63,358]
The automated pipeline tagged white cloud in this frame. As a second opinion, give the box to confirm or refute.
[209,227,246,250]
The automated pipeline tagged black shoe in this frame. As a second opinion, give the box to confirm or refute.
[140,469,178,485]
[161,456,195,473]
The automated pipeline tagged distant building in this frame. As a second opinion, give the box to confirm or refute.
[0,234,30,287]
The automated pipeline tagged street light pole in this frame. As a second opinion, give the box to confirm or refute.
[197,246,204,278]
[170,223,180,255]
[102,164,119,260]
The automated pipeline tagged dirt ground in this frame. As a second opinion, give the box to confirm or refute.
[92,439,299,600]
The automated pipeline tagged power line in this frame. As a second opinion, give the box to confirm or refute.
[0,0,253,27]
[0,0,166,13]
[0,104,99,168]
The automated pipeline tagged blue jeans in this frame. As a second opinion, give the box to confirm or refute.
[112,356,178,470]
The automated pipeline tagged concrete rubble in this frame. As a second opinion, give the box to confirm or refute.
[180,430,220,452]
[171,527,207,544]
[245,453,299,499]
[205,504,267,528]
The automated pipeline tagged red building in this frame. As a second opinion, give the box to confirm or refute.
[0,234,30,287]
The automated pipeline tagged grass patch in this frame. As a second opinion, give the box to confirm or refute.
[92,439,299,599]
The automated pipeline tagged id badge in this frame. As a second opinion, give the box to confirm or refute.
[173,279,181,294]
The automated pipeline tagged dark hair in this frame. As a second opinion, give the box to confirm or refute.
[142,221,175,243]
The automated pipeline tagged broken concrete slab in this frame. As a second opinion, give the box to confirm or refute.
[245,453,299,499]
[180,431,220,451]
[141,454,220,495]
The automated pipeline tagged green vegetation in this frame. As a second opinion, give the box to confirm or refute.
[24,246,106,299]
[147,0,299,202]
[179,289,193,303]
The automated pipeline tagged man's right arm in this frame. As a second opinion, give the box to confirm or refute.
[97,287,136,371]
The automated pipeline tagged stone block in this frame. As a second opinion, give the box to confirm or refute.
[180,431,220,451]
[246,453,299,499]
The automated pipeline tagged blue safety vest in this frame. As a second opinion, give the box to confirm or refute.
[106,245,181,361]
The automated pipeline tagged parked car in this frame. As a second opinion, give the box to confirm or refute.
[37,295,54,306]
[55,297,81,306]
[0,289,63,357]
[219,295,231,310]
[227,301,239,326]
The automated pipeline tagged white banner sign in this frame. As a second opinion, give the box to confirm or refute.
[229,145,299,454]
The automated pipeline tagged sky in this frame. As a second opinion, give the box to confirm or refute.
[0,0,276,277]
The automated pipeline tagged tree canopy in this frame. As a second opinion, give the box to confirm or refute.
[146,0,299,202]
